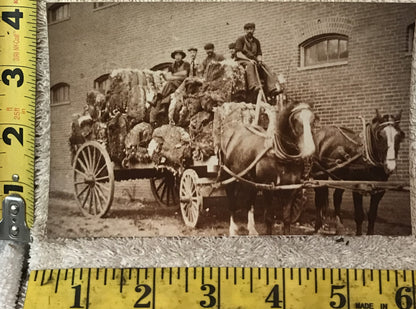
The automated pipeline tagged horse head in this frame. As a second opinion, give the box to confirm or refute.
[276,101,317,159]
[372,109,405,174]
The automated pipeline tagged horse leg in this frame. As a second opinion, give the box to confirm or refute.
[353,192,364,236]
[226,183,239,236]
[247,205,259,236]
[367,191,385,235]
[333,189,346,234]
[263,191,274,235]
[314,186,329,232]
[281,191,294,235]
[246,189,259,236]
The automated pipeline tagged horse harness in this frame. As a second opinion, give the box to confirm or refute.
[315,117,398,177]
[217,104,312,190]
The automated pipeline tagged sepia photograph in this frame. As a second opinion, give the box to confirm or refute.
[47,2,414,238]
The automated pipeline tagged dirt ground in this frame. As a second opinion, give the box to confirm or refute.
[47,183,411,238]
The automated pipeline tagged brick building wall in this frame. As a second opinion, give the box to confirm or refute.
[48,2,416,192]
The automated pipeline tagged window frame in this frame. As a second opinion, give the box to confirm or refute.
[299,33,349,70]
[47,3,70,25]
[93,2,119,11]
[50,83,70,106]
[407,23,415,55]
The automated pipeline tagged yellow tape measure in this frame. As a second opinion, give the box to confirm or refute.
[0,0,36,241]
[24,267,415,309]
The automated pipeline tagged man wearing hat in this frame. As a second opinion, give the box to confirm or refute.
[150,49,190,126]
[201,43,225,76]
[235,23,280,98]
[228,42,237,60]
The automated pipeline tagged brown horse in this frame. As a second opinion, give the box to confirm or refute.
[219,101,317,235]
[313,110,405,235]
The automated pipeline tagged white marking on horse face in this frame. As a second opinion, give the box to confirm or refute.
[383,125,398,173]
[298,107,316,158]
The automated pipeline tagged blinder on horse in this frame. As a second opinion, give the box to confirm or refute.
[272,103,315,162]
[361,116,404,171]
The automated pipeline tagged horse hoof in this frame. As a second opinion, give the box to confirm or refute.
[229,228,239,236]
[335,217,346,235]
[248,229,259,236]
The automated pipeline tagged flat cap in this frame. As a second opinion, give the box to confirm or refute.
[204,43,215,50]
[244,22,255,29]
[188,47,198,52]
[228,42,236,49]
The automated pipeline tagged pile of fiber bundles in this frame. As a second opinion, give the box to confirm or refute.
[107,69,167,123]
[148,125,192,169]
[213,102,275,151]
[212,102,257,150]
[170,60,246,127]
[69,60,262,170]
[122,122,153,168]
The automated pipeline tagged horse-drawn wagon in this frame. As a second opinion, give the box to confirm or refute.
[69,61,409,236]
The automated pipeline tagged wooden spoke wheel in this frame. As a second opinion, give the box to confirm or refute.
[150,171,179,207]
[180,169,202,228]
[73,141,114,218]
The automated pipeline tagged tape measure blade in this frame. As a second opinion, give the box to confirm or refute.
[23,268,416,309]
[0,0,36,233]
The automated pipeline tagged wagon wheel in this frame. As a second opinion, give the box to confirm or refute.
[180,169,202,228]
[73,141,114,218]
[150,171,179,207]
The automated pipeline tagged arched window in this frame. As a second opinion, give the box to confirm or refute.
[300,34,348,68]
[47,3,70,24]
[50,83,70,105]
[93,3,119,10]
[94,74,110,93]
[407,23,414,53]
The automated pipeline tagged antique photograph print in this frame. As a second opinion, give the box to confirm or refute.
[47,2,414,237]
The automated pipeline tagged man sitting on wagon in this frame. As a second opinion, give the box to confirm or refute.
[200,43,225,77]
[150,49,190,127]
[228,42,237,60]
[235,23,281,100]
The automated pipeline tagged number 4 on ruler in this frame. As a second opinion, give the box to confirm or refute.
[2,9,23,30]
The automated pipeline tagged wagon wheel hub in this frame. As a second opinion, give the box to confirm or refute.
[84,175,95,185]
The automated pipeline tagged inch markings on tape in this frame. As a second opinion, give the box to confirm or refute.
[24,267,415,309]
[0,0,36,241]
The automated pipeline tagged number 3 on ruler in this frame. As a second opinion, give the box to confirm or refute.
[2,68,24,87]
